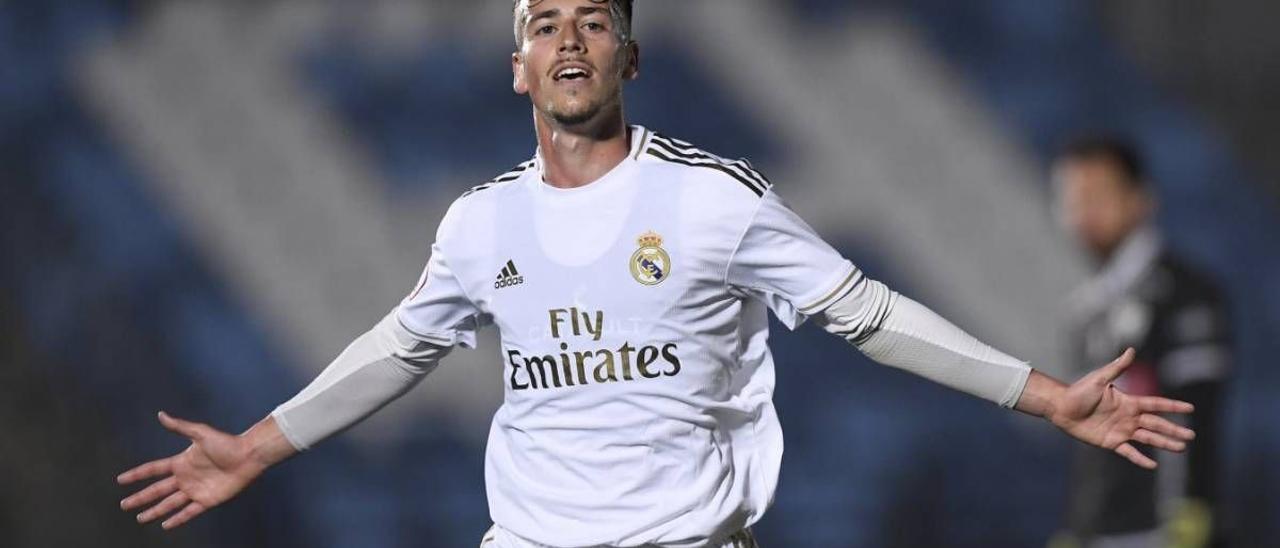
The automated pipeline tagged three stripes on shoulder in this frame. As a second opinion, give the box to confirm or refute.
[646,133,772,197]
[464,159,536,198]
[463,133,773,199]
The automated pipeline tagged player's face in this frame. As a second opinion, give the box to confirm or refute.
[512,0,638,127]
[1053,158,1152,260]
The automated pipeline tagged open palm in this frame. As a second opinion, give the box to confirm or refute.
[1049,349,1196,469]
[118,412,266,529]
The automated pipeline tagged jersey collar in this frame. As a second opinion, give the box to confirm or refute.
[531,124,651,193]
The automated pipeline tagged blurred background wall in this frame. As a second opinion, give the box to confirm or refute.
[1,1,1276,546]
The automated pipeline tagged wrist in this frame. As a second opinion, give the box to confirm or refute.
[242,441,276,476]
[1014,369,1067,422]
[240,416,296,473]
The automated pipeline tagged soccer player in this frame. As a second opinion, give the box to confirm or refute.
[1051,137,1232,548]
[117,2,1198,546]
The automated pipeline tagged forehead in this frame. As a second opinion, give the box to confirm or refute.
[517,0,613,18]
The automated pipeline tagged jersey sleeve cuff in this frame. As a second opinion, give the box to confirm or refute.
[796,261,860,315]
[765,261,860,331]
[270,406,311,452]
[998,363,1033,409]
[393,307,478,349]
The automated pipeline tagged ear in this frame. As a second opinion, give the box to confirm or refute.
[622,41,640,81]
[512,51,529,95]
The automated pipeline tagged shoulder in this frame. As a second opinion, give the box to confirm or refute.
[436,158,534,241]
[638,131,774,200]
[460,158,536,201]
[448,158,535,215]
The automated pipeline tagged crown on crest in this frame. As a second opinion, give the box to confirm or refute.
[636,231,663,248]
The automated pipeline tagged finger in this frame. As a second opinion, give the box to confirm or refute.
[121,476,177,511]
[1131,428,1187,452]
[162,501,207,530]
[1114,442,1157,470]
[1096,348,1136,384]
[117,457,173,485]
[1138,414,1196,441]
[138,491,189,524]
[158,411,207,442]
[1137,396,1194,414]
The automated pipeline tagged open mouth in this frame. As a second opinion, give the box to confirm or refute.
[554,66,591,81]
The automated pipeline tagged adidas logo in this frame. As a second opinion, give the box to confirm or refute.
[494,259,525,289]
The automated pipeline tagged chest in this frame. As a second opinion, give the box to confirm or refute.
[456,187,731,348]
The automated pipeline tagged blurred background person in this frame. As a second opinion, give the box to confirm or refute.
[1052,137,1232,548]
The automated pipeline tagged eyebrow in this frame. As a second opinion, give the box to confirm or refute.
[527,6,610,27]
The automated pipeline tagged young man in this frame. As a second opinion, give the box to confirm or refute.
[1051,137,1231,548]
[118,2,1198,546]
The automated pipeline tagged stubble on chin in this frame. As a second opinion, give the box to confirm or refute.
[547,101,600,126]
[544,80,625,127]
[542,89,609,126]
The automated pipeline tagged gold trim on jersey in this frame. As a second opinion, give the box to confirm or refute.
[799,268,859,313]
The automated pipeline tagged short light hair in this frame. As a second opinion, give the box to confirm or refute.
[512,0,634,48]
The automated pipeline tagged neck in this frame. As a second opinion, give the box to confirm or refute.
[534,108,630,189]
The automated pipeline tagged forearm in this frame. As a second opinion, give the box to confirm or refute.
[818,280,1031,407]
[271,310,451,451]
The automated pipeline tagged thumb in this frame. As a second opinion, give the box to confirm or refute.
[1095,348,1135,385]
[158,411,207,441]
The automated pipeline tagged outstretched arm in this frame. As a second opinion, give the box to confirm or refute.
[118,310,452,528]
[717,187,1194,467]
[816,276,1194,469]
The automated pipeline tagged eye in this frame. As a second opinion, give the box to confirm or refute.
[535,24,556,35]
[583,21,605,32]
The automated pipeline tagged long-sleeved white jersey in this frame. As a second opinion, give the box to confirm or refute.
[273,126,1031,548]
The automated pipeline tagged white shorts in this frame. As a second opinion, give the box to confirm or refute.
[478,524,760,548]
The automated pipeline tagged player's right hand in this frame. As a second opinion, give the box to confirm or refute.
[117,411,268,530]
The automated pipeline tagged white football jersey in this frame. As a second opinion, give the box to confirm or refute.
[397,126,858,547]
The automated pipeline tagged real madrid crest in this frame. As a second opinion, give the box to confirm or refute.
[630,230,671,286]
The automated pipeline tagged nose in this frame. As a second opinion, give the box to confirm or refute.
[558,26,585,54]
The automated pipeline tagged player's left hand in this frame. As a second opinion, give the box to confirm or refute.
[1045,348,1196,469]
